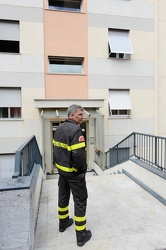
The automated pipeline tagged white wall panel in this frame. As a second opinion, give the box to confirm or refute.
[88,0,153,19]
[88,58,153,77]
[88,14,154,32]
[0,0,43,8]
[0,5,43,22]
[88,75,154,89]
[0,72,44,88]
[0,54,44,72]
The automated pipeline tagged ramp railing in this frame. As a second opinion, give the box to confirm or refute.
[12,135,42,178]
[105,132,166,172]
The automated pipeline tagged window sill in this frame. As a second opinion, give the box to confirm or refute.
[46,8,86,14]
[0,118,23,121]
[0,52,21,55]
[109,116,132,119]
[47,73,86,76]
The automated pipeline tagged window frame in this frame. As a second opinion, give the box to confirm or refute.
[0,107,21,119]
[108,28,133,60]
[109,90,132,118]
[48,0,82,12]
[0,87,22,119]
[48,56,84,74]
[0,19,20,54]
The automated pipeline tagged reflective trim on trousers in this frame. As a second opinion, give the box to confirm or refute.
[56,163,78,173]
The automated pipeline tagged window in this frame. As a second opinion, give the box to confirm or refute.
[0,20,20,53]
[108,29,133,59]
[48,0,82,12]
[109,90,132,117]
[0,88,21,119]
[49,56,84,74]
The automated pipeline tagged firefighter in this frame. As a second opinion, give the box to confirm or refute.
[53,104,92,247]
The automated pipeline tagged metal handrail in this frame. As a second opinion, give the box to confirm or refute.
[105,132,166,172]
[12,135,42,178]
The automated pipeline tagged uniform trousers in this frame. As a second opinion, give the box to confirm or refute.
[58,174,88,238]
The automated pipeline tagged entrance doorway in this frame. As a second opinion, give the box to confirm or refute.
[51,121,89,173]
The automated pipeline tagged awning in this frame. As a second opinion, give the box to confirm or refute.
[109,90,132,110]
[0,20,19,41]
[108,29,133,54]
[84,109,103,118]
[34,99,104,109]
[41,109,103,119]
[41,110,67,119]
[0,88,21,107]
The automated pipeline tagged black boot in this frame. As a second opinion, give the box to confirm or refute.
[59,218,73,232]
[77,230,92,247]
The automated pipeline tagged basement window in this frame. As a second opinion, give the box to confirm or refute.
[0,20,20,53]
[109,90,132,117]
[0,88,21,119]
[49,56,83,74]
[108,29,133,59]
[48,0,82,12]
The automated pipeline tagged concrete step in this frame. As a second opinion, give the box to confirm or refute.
[35,174,166,250]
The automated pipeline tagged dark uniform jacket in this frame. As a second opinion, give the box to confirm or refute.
[53,119,87,176]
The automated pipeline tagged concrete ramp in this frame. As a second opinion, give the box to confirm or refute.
[35,174,166,250]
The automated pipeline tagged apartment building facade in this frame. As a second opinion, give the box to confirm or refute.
[1,0,165,177]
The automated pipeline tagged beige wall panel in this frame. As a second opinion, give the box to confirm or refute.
[89,88,107,99]
[20,22,44,54]
[89,88,108,116]
[105,119,132,137]
[158,78,166,134]
[0,120,41,153]
[104,117,154,149]
[22,88,45,119]
[44,11,88,57]
[45,75,88,98]
[130,90,154,118]
[131,31,154,61]
[158,21,166,77]
[158,0,166,21]
[88,27,108,58]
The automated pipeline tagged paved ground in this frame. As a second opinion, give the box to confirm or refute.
[35,173,166,250]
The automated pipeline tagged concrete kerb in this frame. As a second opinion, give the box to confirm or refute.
[0,164,44,250]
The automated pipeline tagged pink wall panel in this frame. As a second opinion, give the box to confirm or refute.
[45,74,88,98]
[44,11,88,57]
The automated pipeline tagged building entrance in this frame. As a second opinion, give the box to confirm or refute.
[51,121,89,173]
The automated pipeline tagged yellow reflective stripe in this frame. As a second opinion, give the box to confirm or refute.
[75,224,86,231]
[53,140,71,151]
[58,206,68,212]
[56,163,78,173]
[53,140,85,151]
[71,142,85,150]
[58,213,69,219]
[74,216,86,222]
